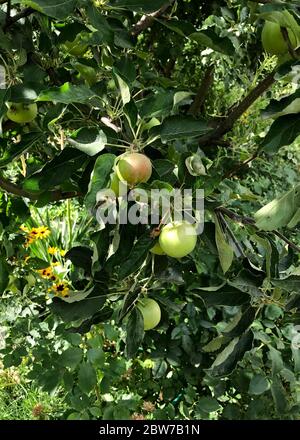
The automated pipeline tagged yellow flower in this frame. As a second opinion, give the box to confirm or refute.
[38,267,54,279]
[29,226,51,240]
[52,282,70,298]
[60,249,66,257]
[20,225,29,233]
[48,247,59,255]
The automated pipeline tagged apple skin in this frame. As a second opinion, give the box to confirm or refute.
[117,153,152,186]
[137,298,161,331]
[150,242,165,255]
[262,21,297,55]
[159,221,197,258]
[109,172,127,197]
[6,102,38,123]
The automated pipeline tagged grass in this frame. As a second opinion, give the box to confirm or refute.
[0,366,66,420]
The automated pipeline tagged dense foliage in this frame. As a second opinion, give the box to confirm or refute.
[1,0,300,420]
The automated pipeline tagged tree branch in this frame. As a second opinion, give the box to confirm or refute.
[188,64,215,116]
[198,70,276,146]
[216,206,300,253]
[5,0,11,27]
[224,151,259,178]
[3,7,35,32]
[0,175,80,202]
[132,0,175,36]
[281,27,297,59]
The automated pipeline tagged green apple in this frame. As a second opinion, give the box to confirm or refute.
[150,242,165,255]
[137,298,161,331]
[6,102,38,123]
[262,21,297,55]
[159,221,197,258]
[116,153,152,186]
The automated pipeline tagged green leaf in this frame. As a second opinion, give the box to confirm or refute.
[118,232,154,280]
[28,258,50,270]
[202,336,226,353]
[23,148,85,192]
[78,362,97,394]
[0,258,9,295]
[268,346,284,375]
[109,0,167,13]
[190,29,235,56]
[87,348,105,367]
[38,83,95,104]
[60,347,82,369]
[272,275,300,292]
[260,114,300,154]
[214,215,234,274]
[50,290,107,322]
[86,4,114,44]
[209,331,254,377]
[118,290,140,323]
[156,116,211,142]
[249,375,270,395]
[0,89,10,120]
[262,88,300,119]
[20,0,78,19]
[152,359,168,379]
[65,246,93,273]
[139,90,175,118]
[113,72,130,105]
[196,397,222,413]
[271,377,288,414]
[125,308,145,359]
[85,153,116,210]
[0,132,45,169]
[68,127,107,157]
[155,18,195,37]
[195,285,250,307]
[223,307,256,338]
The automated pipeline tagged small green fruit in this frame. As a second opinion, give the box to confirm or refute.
[159,221,197,258]
[150,242,165,255]
[6,102,38,123]
[137,298,161,331]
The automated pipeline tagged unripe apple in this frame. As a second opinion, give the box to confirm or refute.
[159,221,197,258]
[150,242,165,255]
[137,298,161,331]
[6,102,38,123]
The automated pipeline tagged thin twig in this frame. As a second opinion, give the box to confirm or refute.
[198,70,276,146]
[217,211,246,257]
[3,7,35,32]
[5,0,11,26]
[216,206,300,253]
[188,64,215,116]
[224,151,259,178]
[273,230,300,253]
[132,1,175,36]
[0,175,80,201]
[281,27,297,59]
